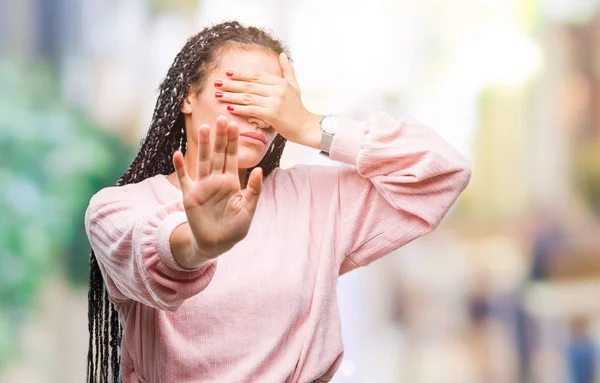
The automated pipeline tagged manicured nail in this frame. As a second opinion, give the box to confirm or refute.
[227,105,234,111]
[214,80,223,87]
[215,92,223,98]
[226,70,234,77]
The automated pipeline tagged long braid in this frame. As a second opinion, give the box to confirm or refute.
[86,21,291,382]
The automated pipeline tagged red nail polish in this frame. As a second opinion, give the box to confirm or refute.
[214,80,223,87]
[215,92,223,98]
[226,70,233,77]
[227,105,234,112]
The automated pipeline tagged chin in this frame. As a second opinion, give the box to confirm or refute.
[237,147,266,169]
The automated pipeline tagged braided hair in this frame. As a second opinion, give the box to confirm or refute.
[87,21,290,382]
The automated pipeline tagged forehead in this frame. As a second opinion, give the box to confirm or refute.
[214,46,282,77]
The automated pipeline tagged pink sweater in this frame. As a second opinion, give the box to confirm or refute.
[85,112,471,383]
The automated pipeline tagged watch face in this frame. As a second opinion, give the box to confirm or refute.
[322,115,340,134]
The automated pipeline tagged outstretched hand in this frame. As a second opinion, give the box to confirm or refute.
[172,115,263,259]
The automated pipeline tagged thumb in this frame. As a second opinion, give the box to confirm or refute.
[279,52,298,88]
[172,150,192,193]
[243,167,263,211]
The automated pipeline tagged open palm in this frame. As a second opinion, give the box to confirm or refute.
[172,116,263,257]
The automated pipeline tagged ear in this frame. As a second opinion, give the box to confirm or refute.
[181,92,193,114]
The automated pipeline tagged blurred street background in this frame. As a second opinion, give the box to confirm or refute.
[3,0,600,382]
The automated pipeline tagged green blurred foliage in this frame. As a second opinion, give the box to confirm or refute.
[0,58,134,368]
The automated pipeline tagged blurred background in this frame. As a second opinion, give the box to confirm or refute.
[2,0,600,382]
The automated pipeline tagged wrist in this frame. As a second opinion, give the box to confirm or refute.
[190,232,240,264]
[171,224,217,269]
[188,237,219,264]
[295,112,324,149]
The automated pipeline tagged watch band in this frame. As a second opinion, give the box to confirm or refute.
[320,130,335,154]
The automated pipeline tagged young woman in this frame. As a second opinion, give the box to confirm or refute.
[84,20,471,383]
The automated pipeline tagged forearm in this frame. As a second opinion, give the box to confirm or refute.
[86,191,218,311]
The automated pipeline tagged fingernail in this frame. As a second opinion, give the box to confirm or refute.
[215,91,223,98]
[226,70,233,77]
[214,80,223,87]
[227,105,234,112]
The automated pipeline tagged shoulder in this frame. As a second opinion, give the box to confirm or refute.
[89,185,129,206]
[86,185,133,219]
[88,176,160,210]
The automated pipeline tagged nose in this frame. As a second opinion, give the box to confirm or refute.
[248,117,271,130]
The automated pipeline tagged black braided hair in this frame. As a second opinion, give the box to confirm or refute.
[87,20,290,382]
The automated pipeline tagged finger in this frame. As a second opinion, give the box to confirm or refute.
[215,91,269,107]
[243,167,263,211]
[172,150,193,193]
[279,52,299,88]
[215,78,272,97]
[211,115,228,173]
[224,70,281,86]
[225,104,269,120]
[224,121,239,175]
[196,124,211,179]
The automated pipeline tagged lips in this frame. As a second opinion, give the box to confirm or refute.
[239,131,267,144]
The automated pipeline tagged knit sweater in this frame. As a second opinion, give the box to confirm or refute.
[85,111,471,383]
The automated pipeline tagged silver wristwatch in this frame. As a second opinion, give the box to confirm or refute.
[319,115,340,157]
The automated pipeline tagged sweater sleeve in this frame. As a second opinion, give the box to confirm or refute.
[84,186,217,312]
[311,111,472,275]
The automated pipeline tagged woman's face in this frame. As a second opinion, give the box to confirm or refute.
[182,47,282,169]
